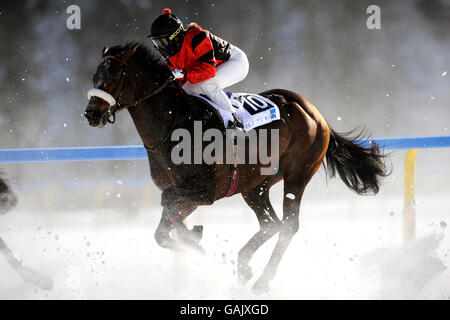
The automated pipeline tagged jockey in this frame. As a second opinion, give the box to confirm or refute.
[147,8,249,129]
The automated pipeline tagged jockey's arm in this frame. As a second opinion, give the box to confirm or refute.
[186,31,217,84]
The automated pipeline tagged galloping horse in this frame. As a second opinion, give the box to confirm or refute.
[0,172,17,215]
[84,43,388,293]
[0,173,53,290]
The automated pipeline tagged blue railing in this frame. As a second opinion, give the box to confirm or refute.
[0,145,147,163]
[364,135,450,150]
[1,135,450,163]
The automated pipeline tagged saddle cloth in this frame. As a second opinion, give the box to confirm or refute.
[191,92,281,131]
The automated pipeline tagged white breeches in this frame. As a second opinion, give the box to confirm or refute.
[182,45,249,114]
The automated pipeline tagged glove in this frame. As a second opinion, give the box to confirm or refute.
[172,69,185,79]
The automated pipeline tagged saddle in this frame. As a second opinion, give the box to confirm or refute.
[190,92,281,132]
[174,80,281,132]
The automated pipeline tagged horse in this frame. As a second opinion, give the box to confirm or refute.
[1,171,18,257]
[0,171,17,252]
[0,173,53,290]
[0,172,17,215]
[84,42,388,293]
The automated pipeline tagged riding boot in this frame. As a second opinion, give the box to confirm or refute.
[232,113,244,129]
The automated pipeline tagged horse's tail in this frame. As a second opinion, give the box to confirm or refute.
[324,129,389,195]
[0,172,18,215]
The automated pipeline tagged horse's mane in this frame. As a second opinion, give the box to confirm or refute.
[104,42,172,81]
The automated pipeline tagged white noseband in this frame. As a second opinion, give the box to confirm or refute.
[87,88,117,107]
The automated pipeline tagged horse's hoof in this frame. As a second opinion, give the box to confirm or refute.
[154,231,175,249]
[251,278,270,295]
[155,239,172,249]
[191,225,203,243]
[238,265,253,285]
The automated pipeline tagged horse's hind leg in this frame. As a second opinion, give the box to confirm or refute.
[251,157,324,294]
[238,180,282,284]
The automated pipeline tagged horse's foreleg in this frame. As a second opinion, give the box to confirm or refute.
[156,180,213,252]
[154,210,179,249]
[154,204,201,248]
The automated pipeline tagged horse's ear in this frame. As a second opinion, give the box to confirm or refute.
[102,47,110,56]
[121,43,139,61]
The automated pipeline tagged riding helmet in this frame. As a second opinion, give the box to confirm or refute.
[147,8,185,57]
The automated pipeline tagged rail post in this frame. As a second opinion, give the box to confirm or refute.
[403,149,419,243]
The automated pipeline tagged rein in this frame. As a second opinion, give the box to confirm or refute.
[115,77,172,113]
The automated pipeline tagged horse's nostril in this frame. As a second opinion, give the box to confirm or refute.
[84,109,92,120]
[85,107,101,121]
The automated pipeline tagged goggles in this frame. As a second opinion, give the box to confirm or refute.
[151,25,183,49]
[151,36,170,50]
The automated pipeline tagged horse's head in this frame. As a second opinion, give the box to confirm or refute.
[84,43,139,127]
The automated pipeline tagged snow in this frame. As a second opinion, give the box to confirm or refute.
[1,195,449,299]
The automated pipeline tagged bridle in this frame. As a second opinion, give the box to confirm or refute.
[87,55,173,124]
[87,53,177,151]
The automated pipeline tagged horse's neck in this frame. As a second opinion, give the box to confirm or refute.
[127,88,176,149]
[126,60,191,151]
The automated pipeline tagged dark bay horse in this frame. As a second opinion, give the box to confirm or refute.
[84,43,388,293]
[0,172,17,215]
[0,173,53,290]
[1,171,18,249]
